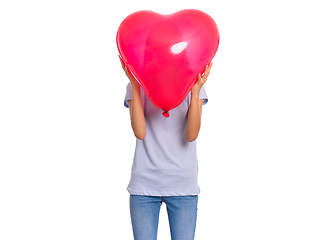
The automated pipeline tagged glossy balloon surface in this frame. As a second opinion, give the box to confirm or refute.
[117,9,220,112]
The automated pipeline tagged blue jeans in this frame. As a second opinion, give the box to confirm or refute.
[129,195,198,240]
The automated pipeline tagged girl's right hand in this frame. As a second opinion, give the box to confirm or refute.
[119,55,137,86]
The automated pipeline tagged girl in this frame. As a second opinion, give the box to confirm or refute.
[121,56,212,240]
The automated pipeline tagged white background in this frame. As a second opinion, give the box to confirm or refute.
[1,0,335,239]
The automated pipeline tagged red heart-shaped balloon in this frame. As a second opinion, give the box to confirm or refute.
[117,9,219,112]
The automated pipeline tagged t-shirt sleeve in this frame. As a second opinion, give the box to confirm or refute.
[124,82,133,108]
[199,85,208,105]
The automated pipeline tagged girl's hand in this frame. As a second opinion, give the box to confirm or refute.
[192,62,213,96]
[119,55,138,86]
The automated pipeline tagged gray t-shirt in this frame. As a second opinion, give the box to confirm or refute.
[124,82,208,196]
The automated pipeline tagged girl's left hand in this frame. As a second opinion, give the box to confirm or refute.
[192,62,213,95]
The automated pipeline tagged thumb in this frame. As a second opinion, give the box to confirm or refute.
[198,73,202,82]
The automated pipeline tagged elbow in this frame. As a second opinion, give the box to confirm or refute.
[135,130,146,140]
[186,124,201,142]
[186,133,199,142]
[131,120,146,140]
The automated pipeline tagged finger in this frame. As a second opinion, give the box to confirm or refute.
[119,55,125,68]
[202,75,208,84]
[125,66,134,80]
[206,63,212,74]
[204,64,212,77]
[207,63,212,74]
[124,65,130,76]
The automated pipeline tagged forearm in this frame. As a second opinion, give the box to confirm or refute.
[186,92,202,142]
[185,63,212,141]
[130,84,146,140]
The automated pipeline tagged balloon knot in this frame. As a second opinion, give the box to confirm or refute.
[162,111,170,118]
